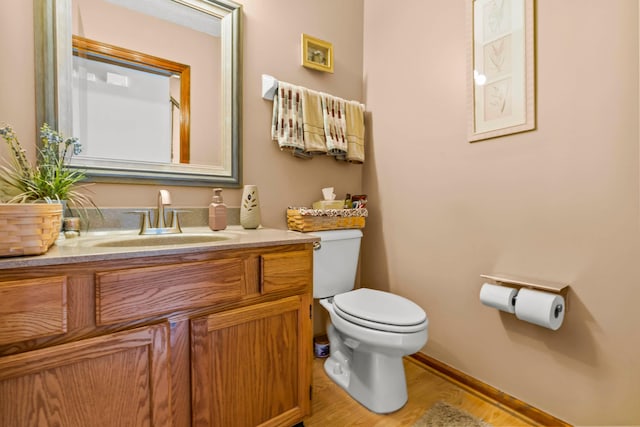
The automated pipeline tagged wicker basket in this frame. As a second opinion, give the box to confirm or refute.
[0,203,63,257]
[287,207,367,232]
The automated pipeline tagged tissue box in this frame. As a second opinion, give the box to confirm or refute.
[312,200,346,210]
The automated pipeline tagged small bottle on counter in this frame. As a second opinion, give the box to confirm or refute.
[209,188,227,231]
[343,193,351,209]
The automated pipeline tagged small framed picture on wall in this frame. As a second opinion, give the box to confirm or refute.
[301,34,334,73]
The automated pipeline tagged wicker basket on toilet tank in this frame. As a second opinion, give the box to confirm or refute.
[286,207,367,232]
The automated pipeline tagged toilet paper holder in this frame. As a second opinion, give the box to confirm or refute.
[480,273,570,313]
[553,304,563,318]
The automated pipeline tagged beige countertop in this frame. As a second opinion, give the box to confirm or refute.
[0,226,319,269]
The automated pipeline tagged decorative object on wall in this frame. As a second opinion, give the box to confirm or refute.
[301,34,334,73]
[467,0,535,142]
[240,185,261,229]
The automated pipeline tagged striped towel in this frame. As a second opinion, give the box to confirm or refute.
[321,93,347,156]
[271,81,305,154]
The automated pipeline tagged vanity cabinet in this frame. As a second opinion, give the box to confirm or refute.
[0,323,172,427]
[0,242,314,427]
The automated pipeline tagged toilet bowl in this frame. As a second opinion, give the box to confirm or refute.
[312,230,428,414]
[319,289,428,413]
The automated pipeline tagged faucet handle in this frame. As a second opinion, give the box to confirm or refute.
[156,189,172,228]
[167,209,190,232]
[126,210,152,234]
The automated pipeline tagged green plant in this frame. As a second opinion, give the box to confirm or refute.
[0,123,95,211]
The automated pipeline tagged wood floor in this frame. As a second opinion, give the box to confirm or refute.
[303,356,539,427]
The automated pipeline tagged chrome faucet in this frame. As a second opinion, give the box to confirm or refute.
[156,189,171,228]
[129,190,185,235]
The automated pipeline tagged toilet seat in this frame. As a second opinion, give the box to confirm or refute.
[332,288,428,333]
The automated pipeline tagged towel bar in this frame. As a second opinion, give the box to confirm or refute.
[261,74,366,109]
[262,74,278,100]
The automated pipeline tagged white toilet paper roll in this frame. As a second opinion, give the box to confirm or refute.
[514,288,565,330]
[479,283,518,313]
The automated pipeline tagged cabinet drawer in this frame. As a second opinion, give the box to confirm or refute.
[260,250,312,294]
[0,276,67,345]
[96,258,244,325]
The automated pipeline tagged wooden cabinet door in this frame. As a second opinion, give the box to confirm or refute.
[191,295,312,427]
[0,324,172,427]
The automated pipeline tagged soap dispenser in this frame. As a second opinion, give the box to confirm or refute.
[209,188,227,231]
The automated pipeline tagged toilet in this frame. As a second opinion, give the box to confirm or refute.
[312,229,428,414]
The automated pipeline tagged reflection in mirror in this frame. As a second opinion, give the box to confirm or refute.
[35,0,242,186]
[72,36,192,164]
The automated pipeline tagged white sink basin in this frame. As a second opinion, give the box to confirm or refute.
[87,233,233,248]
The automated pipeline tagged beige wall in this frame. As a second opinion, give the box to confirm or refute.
[0,1,37,162]
[0,0,363,228]
[362,0,639,425]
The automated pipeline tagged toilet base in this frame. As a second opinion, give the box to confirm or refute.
[323,340,409,414]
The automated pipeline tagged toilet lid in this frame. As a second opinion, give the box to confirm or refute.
[332,288,427,333]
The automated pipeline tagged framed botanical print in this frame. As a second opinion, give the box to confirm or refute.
[468,0,535,142]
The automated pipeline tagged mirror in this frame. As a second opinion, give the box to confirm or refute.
[72,35,192,164]
[35,0,242,186]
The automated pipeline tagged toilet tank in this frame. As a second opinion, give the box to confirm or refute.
[311,229,362,298]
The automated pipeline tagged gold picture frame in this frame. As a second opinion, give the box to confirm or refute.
[467,0,535,142]
[301,34,334,73]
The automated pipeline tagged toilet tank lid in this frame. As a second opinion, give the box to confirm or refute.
[311,229,363,241]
